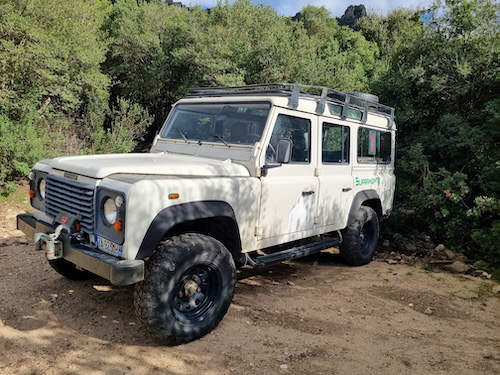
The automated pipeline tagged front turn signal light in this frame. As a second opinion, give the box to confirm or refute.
[113,220,123,232]
[29,189,36,198]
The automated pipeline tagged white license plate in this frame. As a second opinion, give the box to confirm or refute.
[95,236,123,257]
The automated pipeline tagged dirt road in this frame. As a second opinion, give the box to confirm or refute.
[1,195,499,374]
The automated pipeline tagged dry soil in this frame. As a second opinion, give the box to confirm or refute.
[0,188,499,375]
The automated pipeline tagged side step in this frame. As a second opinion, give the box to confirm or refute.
[246,238,340,267]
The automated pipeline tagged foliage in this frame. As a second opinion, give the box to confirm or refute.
[0,112,55,195]
[90,98,152,154]
[0,0,111,123]
[363,0,500,265]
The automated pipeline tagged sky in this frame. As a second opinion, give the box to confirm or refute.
[182,0,434,17]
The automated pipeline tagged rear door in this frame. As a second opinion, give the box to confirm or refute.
[257,108,319,240]
[315,118,354,230]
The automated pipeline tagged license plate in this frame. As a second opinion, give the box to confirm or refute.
[95,235,123,257]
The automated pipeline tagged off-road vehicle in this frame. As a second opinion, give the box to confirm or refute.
[17,83,396,344]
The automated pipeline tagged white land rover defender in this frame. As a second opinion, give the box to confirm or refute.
[17,83,396,344]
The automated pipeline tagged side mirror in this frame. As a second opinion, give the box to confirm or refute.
[276,138,292,164]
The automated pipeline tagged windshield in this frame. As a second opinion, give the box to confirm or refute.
[161,102,271,146]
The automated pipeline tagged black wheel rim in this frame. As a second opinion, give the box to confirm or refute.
[172,265,221,324]
[359,221,375,256]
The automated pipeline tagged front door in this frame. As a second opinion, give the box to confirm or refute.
[257,109,319,241]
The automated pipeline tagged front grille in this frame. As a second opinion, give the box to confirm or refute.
[45,175,95,233]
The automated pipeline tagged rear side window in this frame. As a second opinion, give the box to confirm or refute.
[266,114,311,163]
[357,127,391,163]
[322,123,350,163]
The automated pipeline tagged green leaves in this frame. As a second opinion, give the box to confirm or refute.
[370,0,500,265]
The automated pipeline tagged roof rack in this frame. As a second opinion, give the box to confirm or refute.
[186,83,395,127]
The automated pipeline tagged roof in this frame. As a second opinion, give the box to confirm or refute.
[184,83,396,130]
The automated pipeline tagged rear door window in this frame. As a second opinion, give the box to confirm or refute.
[357,127,391,163]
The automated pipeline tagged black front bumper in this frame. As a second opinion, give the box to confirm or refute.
[16,214,144,286]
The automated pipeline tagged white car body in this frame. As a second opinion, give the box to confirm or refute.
[29,88,396,265]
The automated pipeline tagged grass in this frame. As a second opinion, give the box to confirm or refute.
[421,263,435,273]
[475,282,494,298]
[0,183,29,208]
[401,358,412,368]
[456,275,469,282]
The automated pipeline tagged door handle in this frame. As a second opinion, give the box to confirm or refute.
[342,187,352,192]
[302,190,315,196]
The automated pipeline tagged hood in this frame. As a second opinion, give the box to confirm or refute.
[44,153,250,179]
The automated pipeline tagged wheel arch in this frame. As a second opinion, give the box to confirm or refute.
[135,201,242,260]
[347,190,382,225]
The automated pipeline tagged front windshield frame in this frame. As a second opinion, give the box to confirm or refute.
[160,101,272,147]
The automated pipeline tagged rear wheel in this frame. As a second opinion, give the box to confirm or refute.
[48,258,92,280]
[134,233,235,345]
[340,206,379,266]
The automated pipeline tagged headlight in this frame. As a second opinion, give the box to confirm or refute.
[38,179,46,200]
[103,198,117,225]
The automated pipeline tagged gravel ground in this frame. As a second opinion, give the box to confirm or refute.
[1,188,499,375]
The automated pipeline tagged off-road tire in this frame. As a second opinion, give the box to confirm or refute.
[48,258,92,280]
[340,206,379,266]
[134,233,236,345]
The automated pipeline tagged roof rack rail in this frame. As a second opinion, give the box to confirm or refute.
[186,83,395,127]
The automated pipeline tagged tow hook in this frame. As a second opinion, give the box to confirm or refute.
[35,224,66,261]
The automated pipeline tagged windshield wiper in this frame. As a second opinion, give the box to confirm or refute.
[173,128,189,143]
[208,133,229,147]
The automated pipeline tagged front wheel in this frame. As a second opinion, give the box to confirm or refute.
[134,233,236,345]
[340,206,379,266]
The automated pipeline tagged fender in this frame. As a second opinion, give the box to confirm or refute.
[347,190,381,225]
[135,200,240,259]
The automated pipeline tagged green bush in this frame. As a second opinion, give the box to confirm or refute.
[0,112,55,195]
[90,99,152,154]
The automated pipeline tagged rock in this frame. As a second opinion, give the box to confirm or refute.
[386,259,398,265]
[473,270,491,279]
[408,303,414,308]
[406,243,417,252]
[444,261,470,274]
[18,237,29,244]
[492,285,500,294]
[424,241,434,250]
[444,249,456,260]
[424,307,433,315]
[482,350,495,360]
[280,364,288,371]
[435,244,446,252]
[455,254,468,263]
[93,285,113,292]
[382,240,390,248]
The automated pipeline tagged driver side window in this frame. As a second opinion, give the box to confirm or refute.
[266,114,311,164]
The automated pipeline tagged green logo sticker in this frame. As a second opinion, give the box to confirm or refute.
[355,176,380,187]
